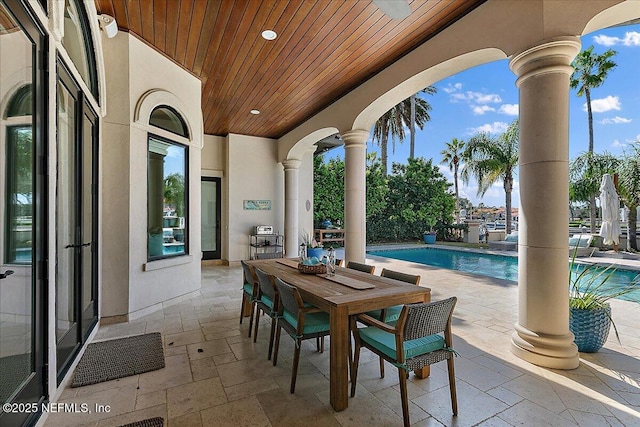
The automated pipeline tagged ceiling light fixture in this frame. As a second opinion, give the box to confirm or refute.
[261,30,277,40]
[250,109,260,115]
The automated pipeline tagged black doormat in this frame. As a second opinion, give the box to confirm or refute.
[118,417,164,427]
[0,353,31,403]
[71,333,165,387]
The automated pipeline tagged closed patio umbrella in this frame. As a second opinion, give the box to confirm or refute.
[598,173,620,249]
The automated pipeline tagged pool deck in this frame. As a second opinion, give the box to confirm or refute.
[42,247,639,427]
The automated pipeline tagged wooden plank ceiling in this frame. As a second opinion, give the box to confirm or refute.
[95,0,484,139]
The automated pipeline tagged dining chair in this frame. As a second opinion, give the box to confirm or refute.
[346,260,375,274]
[344,261,374,370]
[361,268,421,377]
[351,297,458,427]
[239,260,259,337]
[252,267,279,360]
[272,277,331,393]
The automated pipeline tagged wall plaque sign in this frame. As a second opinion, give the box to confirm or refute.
[243,200,271,210]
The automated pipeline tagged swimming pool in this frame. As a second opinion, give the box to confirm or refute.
[368,247,640,302]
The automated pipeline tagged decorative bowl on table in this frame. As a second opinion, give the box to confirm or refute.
[298,257,327,274]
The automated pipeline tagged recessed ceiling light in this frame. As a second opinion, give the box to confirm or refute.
[261,30,277,40]
[250,109,260,115]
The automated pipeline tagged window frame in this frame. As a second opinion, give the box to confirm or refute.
[146,132,189,262]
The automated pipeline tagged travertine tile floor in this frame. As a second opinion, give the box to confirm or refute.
[43,253,639,427]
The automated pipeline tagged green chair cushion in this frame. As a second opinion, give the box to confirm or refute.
[260,294,273,310]
[282,310,330,335]
[359,326,445,361]
[365,305,403,323]
[243,283,254,295]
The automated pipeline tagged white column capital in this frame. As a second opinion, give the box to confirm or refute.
[341,129,370,146]
[510,37,581,88]
[282,159,302,171]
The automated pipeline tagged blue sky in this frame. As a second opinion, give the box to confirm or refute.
[326,24,640,209]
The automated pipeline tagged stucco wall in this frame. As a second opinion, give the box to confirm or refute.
[226,134,284,261]
[101,34,202,317]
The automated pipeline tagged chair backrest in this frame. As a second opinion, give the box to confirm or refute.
[240,260,256,286]
[380,268,420,285]
[254,267,276,300]
[255,251,284,259]
[401,297,457,341]
[273,277,303,318]
[346,261,375,274]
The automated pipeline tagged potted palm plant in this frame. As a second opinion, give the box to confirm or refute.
[569,251,639,352]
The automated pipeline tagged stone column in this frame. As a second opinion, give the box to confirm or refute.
[509,37,581,369]
[282,159,301,258]
[342,129,369,263]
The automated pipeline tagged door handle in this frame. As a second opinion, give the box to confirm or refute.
[64,242,91,249]
[0,270,14,279]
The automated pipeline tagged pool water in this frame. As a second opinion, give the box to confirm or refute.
[368,247,640,302]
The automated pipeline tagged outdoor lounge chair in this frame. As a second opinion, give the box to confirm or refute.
[488,232,518,251]
[569,234,597,257]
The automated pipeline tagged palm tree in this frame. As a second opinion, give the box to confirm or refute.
[440,137,465,223]
[372,86,437,175]
[462,120,519,234]
[409,86,437,159]
[617,144,640,251]
[570,45,617,231]
[372,106,405,176]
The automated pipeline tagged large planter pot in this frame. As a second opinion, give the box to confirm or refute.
[307,247,324,259]
[423,233,436,244]
[569,305,611,353]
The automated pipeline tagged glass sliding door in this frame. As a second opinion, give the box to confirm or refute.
[0,1,47,425]
[201,178,221,260]
[55,68,79,374]
[55,61,98,381]
[80,106,97,340]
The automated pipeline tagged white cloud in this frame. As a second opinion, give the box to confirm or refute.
[593,34,618,47]
[498,104,519,115]
[594,31,640,47]
[612,139,627,149]
[599,116,631,125]
[468,122,509,135]
[450,90,501,104]
[443,83,462,94]
[584,95,621,113]
[472,105,495,115]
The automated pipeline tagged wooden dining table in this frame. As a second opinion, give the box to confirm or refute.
[247,258,431,412]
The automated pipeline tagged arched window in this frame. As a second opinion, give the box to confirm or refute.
[147,108,189,261]
[61,0,97,97]
[149,105,190,138]
[5,84,32,117]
